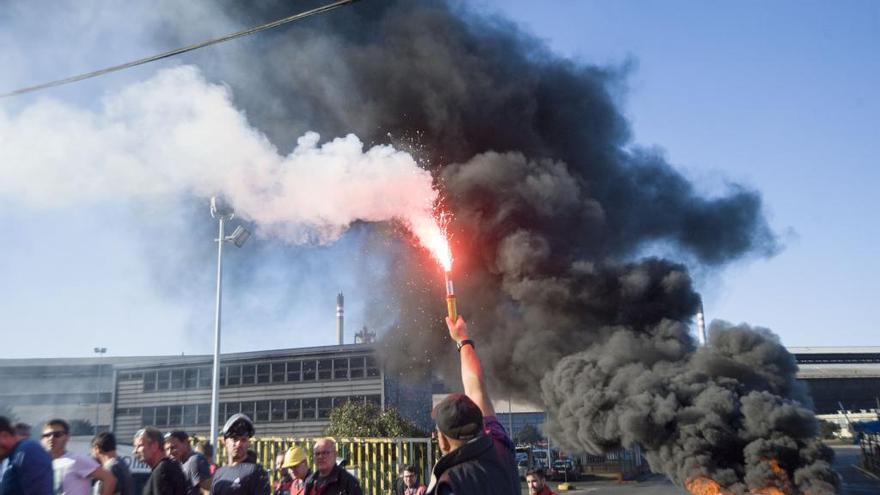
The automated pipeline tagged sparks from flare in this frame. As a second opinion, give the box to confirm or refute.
[409,210,456,321]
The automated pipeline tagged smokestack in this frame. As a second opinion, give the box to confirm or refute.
[696,299,707,346]
[336,292,344,346]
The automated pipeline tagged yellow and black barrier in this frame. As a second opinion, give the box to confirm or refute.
[215,437,440,495]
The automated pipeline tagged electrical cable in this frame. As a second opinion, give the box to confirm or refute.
[0,0,360,99]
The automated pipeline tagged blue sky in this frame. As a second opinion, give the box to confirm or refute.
[0,1,876,358]
[477,0,879,347]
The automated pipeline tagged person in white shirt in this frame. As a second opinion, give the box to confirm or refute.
[40,419,115,495]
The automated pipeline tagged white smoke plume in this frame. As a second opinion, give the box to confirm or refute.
[0,65,441,246]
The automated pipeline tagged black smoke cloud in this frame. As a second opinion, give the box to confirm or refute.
[158,0,833,492]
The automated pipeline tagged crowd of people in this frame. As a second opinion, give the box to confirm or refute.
[0,315,522,495]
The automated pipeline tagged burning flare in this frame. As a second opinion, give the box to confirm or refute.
[409,210,456,321]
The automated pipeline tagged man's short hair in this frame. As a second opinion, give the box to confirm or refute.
[45,419,70,434]
[92,432,117,452]
[0,416,13,435]
[13,423,31,437]
[403,464,418,474]
[164,430,189,443]
[135,427,163,446]
[432,393,483,441]
[526,468,547,479]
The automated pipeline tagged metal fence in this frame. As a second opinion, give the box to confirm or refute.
[858,431,880,476]
[216,437,439,495]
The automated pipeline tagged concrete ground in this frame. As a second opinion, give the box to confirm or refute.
[518,445,880,494]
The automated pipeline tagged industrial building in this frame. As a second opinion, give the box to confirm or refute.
[0,343,432,440]
[1,346,878,441]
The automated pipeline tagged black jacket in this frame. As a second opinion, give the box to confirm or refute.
[425,433,519,495]
[303,464,362,495]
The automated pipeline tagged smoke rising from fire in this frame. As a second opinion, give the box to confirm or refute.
[2,0,838,492]
[145,1,834,492]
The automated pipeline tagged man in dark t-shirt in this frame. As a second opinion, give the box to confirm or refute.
[92,431,134,495]
[210,414,269,495]
[165,430,211,495]
[134,427,187,495]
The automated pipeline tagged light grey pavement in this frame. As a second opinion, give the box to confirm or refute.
[517,445,880,494]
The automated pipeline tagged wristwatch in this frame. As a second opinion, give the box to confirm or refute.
[456,339,474,352]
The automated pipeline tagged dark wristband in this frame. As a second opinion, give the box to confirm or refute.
[456,339,474,352]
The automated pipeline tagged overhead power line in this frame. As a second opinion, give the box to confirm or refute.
[0,0,360,99]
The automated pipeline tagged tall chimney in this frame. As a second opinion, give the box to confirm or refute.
[336,292,344,346]
[696,299,707,346]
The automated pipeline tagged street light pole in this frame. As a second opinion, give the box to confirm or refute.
[93,347,107,434]
[210,213,226,448]
[209,197,250,448]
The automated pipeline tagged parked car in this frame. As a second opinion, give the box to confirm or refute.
[549,458,577,480]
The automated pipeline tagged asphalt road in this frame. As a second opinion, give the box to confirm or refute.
[520,445,880,494]
[831,444,880,495]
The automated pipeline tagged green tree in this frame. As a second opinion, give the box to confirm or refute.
[515,424,542,445]
[325,401,425,438]
[818,419,840,440]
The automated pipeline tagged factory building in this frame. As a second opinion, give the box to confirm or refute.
[1,346,878,441]
[0,344,432,440]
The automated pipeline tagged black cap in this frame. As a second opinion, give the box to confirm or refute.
[432,393,483,441]
[221,413,255,438]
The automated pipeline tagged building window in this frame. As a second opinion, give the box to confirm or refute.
[143,372,157,391]
[302,361,316,381]
[168,405,182,426]
[157,370,171,389]
[183,405,197,425]
[142,407,155,426]
[196,404,210,426]
[256,364,270,384]
[242,364,256,385]
[287,361,301,382]
[318,397,333,419]
[170,369,184,390]
[184,368,198,389]
[271,400,285,422]
[227,365,241,386]
[286,399,301,421]
[333,358,349,380]
[197,367,211,388]
[271,362,286,383]
[317,360,332,381]
[366,356,380,378]
[155,406,169,426]
[223,402,241,418]
[349,357,365,379]
[255,400,270,422]
[241,401,255,419]
[302,399,316,419]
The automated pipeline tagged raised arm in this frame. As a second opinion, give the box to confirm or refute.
[445,316,495,418]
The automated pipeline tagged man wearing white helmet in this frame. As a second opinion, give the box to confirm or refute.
[210,414,269,495]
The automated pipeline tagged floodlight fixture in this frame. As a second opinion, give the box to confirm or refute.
[227,225,251,248]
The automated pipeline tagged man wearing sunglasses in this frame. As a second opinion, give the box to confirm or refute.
[40,419,116,495]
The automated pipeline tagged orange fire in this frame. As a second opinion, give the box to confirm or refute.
[751,459,794,495]
[686,460,795,495]
[686,476,730,495]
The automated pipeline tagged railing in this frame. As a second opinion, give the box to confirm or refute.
[859,431,880,476]
[216,437,439,495]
